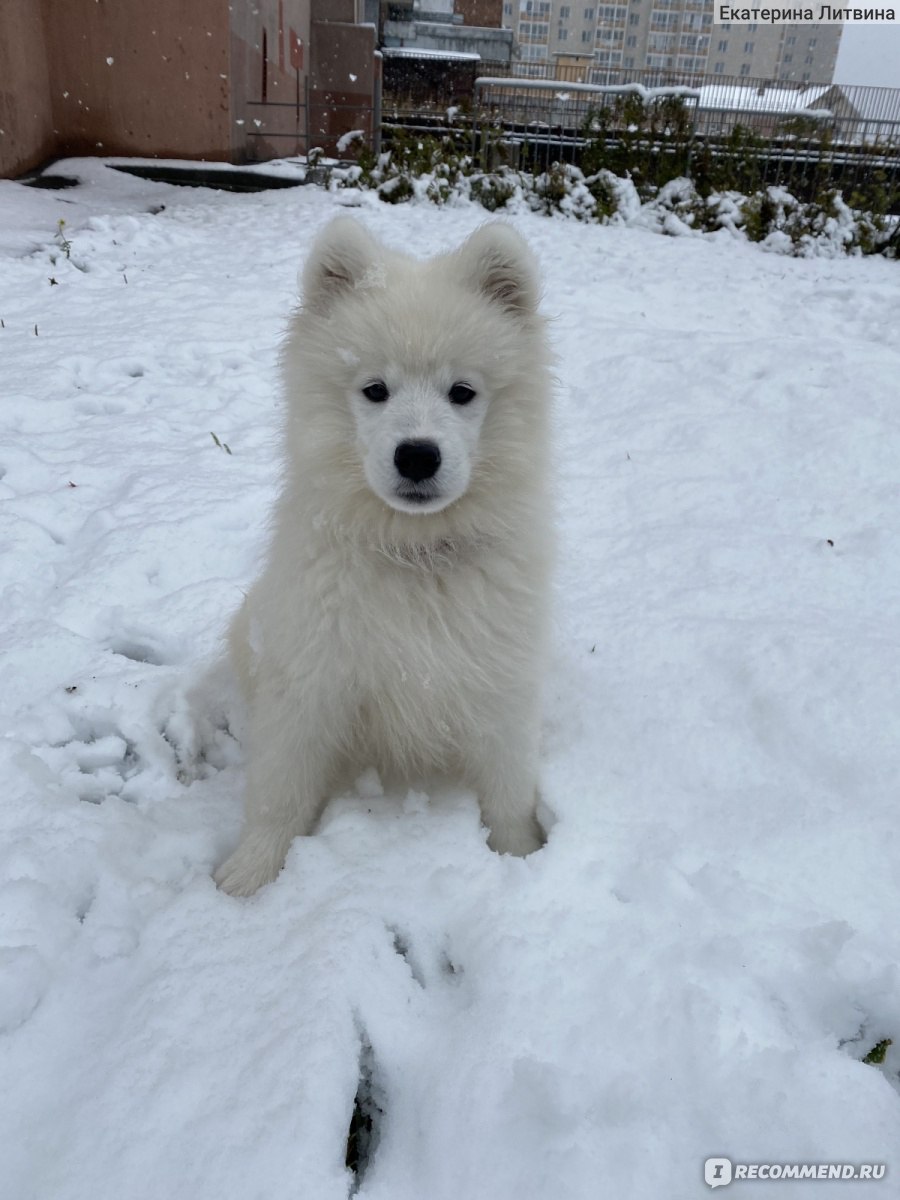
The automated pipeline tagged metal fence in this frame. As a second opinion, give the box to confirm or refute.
[383,63,900,133]
[460,73,900,208]
[488,61,900,140]
[245,98,309,159]
[244,74,379,160]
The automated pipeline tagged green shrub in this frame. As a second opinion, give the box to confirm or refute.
[321,132,898,260]
[470,172,517,212]
[740,189,784,242]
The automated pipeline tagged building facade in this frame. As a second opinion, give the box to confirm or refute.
[382,1,514,60]
[500,1,842,82]
[0,0,377,178]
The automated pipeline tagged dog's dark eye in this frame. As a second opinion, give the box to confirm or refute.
[362,381,389,403]
[449,383,476,406]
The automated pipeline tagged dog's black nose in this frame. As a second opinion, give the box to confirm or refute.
[394,440,441,483]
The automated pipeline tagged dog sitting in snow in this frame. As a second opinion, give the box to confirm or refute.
[215,218,554,895]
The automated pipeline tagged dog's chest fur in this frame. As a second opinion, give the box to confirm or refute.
[286,534,543,772]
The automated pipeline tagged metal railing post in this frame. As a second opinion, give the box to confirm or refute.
[373,68,382,158]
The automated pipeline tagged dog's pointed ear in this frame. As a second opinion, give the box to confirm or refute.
[302,217,382,315]
[456,223,539,318]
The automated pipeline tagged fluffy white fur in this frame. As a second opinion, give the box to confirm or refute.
[214,218,554,896]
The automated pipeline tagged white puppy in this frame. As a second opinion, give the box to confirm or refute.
[215,218,554,896]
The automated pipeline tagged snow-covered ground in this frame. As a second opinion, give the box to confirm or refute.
[1,160,899,1199]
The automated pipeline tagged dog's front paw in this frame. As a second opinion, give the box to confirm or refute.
[487,814,545,858]
[214,828,291,896]
[159,659,242,784]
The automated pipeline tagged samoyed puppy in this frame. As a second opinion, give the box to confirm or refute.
[214,217,554,896]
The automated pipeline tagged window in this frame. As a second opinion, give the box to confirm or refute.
[748,21,758,30]
[629,11,640,22]
[581,28,591,40]
[740,61,750,75]
[787,34,796,44]
[717,38,727,50]
[783,51,793,62]
[714,60,725,73]
[557,26,568,38]
[743,40,754,53]
[560,4,570,14]
[261,27,268,101]
[805,52,814,63]
[802,70,810,80]
[584,6,595,17]
[626,33,637,45]
[808,36,817,46]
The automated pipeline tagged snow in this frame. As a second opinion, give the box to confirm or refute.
[336,130,366,155]
[1,158,899,1199]
[383,46,482,61]
[695,83,832,115]
[476,77,834,120]
[477,76,701,101]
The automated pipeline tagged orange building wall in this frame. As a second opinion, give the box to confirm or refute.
[454,0,503,26]
[230,0,312,160]
[43,0,230,161]
[0,1,55,176]
[309,20,376,151]
[0,0,373,176]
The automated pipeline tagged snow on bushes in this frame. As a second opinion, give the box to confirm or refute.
[328,136,897,260]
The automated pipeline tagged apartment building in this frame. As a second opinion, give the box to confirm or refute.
[501,1,842,82]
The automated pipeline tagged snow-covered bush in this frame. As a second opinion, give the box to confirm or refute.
[468,169,518,212]
[738,186,893,258]
[326,142,897,260]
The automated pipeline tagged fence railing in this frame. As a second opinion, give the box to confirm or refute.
[468,63,900,145]
[383,63,900,152]
[244,73,379,160]
[457,74,900,209]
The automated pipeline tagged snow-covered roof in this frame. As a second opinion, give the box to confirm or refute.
[476,77,700,101]
[382,46,482,61]
[475,77,834,116]
[695,83,832,114]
